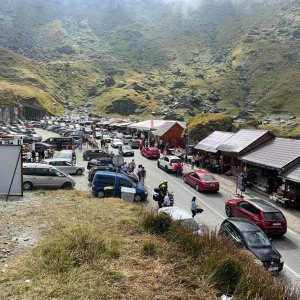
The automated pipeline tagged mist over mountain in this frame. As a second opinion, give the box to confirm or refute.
[0,0,299,134]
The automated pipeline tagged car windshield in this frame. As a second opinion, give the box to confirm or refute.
[180,218,200,231]
[244,231,271,248]
[201,175,216,181]
[114,139,122,142]
[170,158,180,163]
[58,152,71,158]
[263,212,285,221]
[123,146,131,150]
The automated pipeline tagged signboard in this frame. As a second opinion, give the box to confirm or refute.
[112,155,124,167]
[0,145,23,196]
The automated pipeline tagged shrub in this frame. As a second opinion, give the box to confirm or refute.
[143,240,157,256]
[36,225,107,273]
[142,211,172,235]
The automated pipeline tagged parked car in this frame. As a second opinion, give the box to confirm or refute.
[183,170,219,192]
[130,139,140,149]
[111,138,124,148]
[88,165,139,183]
[34,142,52,153]
[82,149,111,161]
[27,133,42,142]
[102,134,111,143]
[158,206,202,233]
[43,137,74,150]
[91,171,148,201]
[225,198,287,236]
[157,155,181,172]
[142,146,160,159]
[122,135,133,145]
[87,158,113,170]
[56,150,74,163]
[22,163,76,190]
[94,131,102,139]
[219,218,284,272]
[41,159,85,175]
[119,145,134,156]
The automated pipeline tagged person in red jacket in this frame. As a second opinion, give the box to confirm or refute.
[174,161,183,177]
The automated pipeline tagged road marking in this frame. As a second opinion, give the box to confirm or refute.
[285,264,300,279]
[287,228,298,235]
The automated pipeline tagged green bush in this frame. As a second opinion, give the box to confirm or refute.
[143,240,158,256]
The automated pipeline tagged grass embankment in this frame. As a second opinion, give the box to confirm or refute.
[0,190,298,299]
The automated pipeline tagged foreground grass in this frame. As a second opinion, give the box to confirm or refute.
[0,190,298,299]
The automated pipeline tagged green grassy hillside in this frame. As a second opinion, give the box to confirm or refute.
[0,0,299,121]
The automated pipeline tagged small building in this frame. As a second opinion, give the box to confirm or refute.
[217,129,274,174]
[155,121,186,147]
[240,138,300,193]
[194,131,234,153]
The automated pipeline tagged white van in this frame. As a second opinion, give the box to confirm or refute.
[22,163,76,190]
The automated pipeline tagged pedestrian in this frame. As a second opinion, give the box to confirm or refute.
[159,139,163,151]
[100,139,104,150]
[195,152,200,168]
[31,149,36,162]
[140,166,146,186]
[176,160,183,177]
[121,162,128,172]
[44,149,48,159]
[191,155,195,170]
[72,150,76,164]
[191,197,197,218]
[139,139,144,152]
[105,141,109,153]
[128,159,136,173]
[137,164,142,181]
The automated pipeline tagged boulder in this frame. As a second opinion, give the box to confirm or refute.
[104,76,115,87]
[131,82,147,92]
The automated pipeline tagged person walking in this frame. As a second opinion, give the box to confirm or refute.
[195,152,200,168]
[191,197,197,218]
[31,149,36,162]
[128,159,136,173]
[176,160,183,177]
[140,166,146,186]
[191,155,195,170]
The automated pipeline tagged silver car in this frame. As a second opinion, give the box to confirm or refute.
[23,163,76,190]
[41,159,85,175]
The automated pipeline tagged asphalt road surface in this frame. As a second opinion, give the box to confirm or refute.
[36,128,300,288]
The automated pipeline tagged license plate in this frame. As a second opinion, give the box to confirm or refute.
[268,266,279,271]
[210,184,215,187]
[273,223,281,226]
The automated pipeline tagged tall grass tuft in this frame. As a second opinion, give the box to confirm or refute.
[211,257,244,294]
[142,211,172,234]
[36,225,107,273]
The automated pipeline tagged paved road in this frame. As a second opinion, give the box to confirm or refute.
[36,128,300,288]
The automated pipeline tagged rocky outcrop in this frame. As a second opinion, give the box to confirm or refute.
[106,98,138,116]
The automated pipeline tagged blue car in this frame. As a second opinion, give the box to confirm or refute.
[91,171,148,202]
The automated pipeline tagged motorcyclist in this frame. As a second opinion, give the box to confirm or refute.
[158,181,168,208]
[159,181,168,192]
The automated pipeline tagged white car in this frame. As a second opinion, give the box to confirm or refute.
[41,159,85,175]
[158,206,202,234]
[102,134,111,143]
[56,150,74,163]
[111,138,124,148]
[157,155,181,172]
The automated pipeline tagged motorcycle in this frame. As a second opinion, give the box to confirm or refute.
[153,187,174,208]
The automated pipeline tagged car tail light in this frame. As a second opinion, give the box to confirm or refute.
[260,219,272,227]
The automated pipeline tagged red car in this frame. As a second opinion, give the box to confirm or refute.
[183,170,219,192]
[142,146,160,159]
[225,198,287,236]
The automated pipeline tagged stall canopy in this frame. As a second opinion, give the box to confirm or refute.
[128,119,186,131]
[217,129,273,154]
[281,163,300,184]
[155,121,186,137]
[240,138,300,172]
[194,131,234,153]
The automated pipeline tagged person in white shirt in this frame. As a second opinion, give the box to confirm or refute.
[121,163,128,172]
[163,194,171,207]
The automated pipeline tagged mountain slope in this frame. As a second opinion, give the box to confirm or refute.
[0,0,299,120]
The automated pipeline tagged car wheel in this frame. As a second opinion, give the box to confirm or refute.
[62,182,73,189]
[157,161,160,168]
[97,190,105,198]
[225,205,232,217]
[195,184,199,192]
[86,156,91,161]
[23,181,33,191]
[164,166,169,173]
[134,194,142,202]
[76,169,83,175]
[183,176,187,183]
